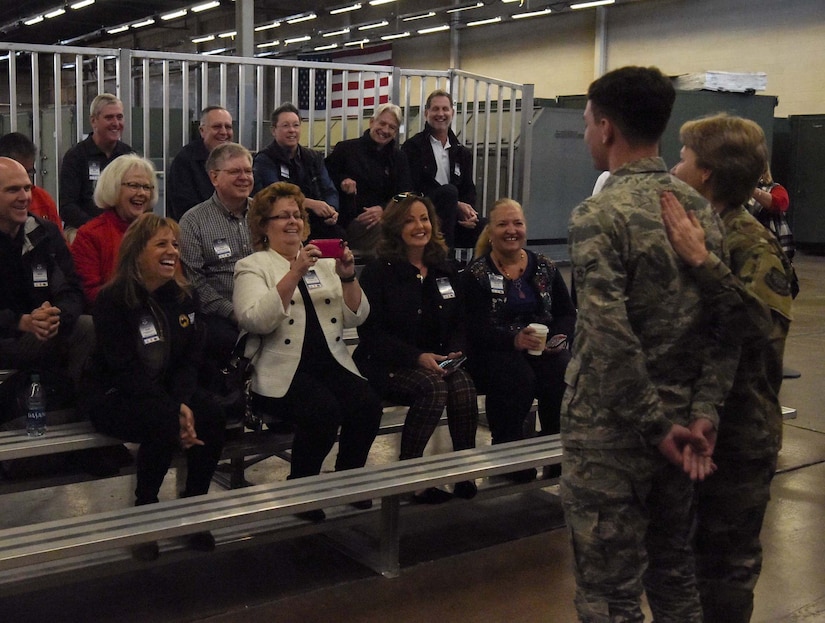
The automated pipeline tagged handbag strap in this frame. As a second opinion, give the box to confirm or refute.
[231,332,263,362]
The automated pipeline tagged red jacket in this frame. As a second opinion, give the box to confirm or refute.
[29,186,63,232]
[71,209,130,306]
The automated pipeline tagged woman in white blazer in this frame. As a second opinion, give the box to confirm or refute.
[233,182,382,519]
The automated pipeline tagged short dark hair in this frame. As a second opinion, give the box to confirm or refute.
[271,102,300,126]
[587,66,675,146]
[199,106,231,126]
[425,89,453,110]
[0,132,37,160]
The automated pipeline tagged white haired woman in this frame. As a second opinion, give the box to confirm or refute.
[71,154,157,306]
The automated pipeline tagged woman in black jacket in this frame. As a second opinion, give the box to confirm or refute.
[354,193,478,503]
[80,213,225,561]
[463,198,575,481]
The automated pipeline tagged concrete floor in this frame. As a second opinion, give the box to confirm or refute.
[1,252,824,623]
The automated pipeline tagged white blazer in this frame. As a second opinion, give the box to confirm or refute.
[233,249,369,398]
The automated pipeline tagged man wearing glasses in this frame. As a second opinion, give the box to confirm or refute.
[168,106,235,221]
[253,102,344,240]
[179,142,254,398]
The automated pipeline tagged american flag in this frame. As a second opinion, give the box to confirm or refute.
[298,44,392,116]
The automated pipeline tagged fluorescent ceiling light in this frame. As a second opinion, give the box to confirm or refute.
[369,0,397,5]
[359,20,389,31]
[287,12,317,24]
[255,21,280,32]
[571,0,615,8]
[46,9,66,19]
[256,40,280,48]
[501,0,522,3]
[323,27,350,37]
[345,38,371,46]
[513,8,552,18]
[285,35,311,44]
[381,32,410,40]
[24,16,45,26]
[330,3,362,14]
[467,16,501,26]
[447,3,484,14]
[192,34,215,43]
[70,0,95,9]
[107,25,129,34]
[401,11,435,22]
[161,9,188,20]
[219,31,237,38]
[419,24,449,34]
[403,12,435,21]
[203,47,227,55]
[192,1,220,12]
[131,18,155,29]
[315,43,338,51]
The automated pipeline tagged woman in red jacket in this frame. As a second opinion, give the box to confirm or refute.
[70,154,156,307]
[749,164,793,259]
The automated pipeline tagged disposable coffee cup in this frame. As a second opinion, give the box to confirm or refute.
[527,323,548,356]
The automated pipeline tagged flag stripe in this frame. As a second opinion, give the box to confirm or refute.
[298,44,392,115]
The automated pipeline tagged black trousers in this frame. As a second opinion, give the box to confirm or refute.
[251,366,382,479]
[199,314,240,392]
[471,348,571,444]
[89,387,226,505]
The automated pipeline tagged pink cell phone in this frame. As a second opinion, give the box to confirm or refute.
[313,238,345,259]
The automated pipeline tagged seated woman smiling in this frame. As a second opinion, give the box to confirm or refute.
[232,182,382,521]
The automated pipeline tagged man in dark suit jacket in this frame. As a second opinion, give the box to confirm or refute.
[402,90,481,251]
[167,106,234,221]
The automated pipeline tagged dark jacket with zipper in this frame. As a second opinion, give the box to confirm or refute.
[354,257,466,395]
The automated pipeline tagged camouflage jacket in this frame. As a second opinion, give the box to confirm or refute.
[563,157,740,450]
[701,205,793,460]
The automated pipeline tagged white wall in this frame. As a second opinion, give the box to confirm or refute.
[395,0,825,117]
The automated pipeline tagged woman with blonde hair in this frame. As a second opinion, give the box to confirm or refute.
[464,198,575,481]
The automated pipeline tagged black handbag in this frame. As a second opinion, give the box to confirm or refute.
[217,333,262,430]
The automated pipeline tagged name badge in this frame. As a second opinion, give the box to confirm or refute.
[32,264,49,288]
[436,277,456,300]
[280,164,290,179]
[489,274,505,295]
[88,162,101,180]
[303,269,322,290]
[212,238,232,260]
[453,163,461,177]
[139,315,160,345]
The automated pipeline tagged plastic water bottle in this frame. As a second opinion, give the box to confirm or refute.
[26,374,47,437]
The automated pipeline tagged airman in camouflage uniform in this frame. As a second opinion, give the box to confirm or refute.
[666,113,794,623]
[561,67,743,623]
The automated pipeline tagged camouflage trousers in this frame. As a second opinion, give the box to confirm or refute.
[694,454,776,623]
[560,446,702,623]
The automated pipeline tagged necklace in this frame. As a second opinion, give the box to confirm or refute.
[493,250,525,280]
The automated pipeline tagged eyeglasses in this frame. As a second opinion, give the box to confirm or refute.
[121,182,155,192]
[393,192,424,202]
[216,167,253,177]
[264,212,303,222]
